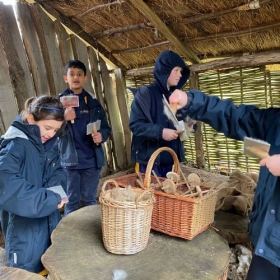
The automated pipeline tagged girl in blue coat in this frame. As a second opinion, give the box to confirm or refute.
[170,88,280,280]
[0,95,67,273]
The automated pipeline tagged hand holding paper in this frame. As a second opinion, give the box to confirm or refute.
[60,96,79,124]
[87,120,101,145]
[47,185,68,209]
[64,107,76,122]
[47,185,68,200]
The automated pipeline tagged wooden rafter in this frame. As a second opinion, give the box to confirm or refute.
[91,22,152,39]
[112,18,280,56]
[127,0,200,64]
[183,0,277,24]
[76,0,125,18]
[87,0,276,39]
[111,40,169,54]
[125,50,280,75]
[36,2,125,68]
[191,50,280,72]
[188,21,280,42]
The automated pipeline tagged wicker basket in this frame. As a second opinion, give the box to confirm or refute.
[99,179,155,254]
[113,147,219,240]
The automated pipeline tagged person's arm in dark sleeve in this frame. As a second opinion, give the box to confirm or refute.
[172,89,277,141]
[129,99,163,141]
[0,142,61,218]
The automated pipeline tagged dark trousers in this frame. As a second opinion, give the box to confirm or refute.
[246,254,280,280]
[64,167,101,215]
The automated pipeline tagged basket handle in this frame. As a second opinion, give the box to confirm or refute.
[143,147,180,189]
[100,179,120,197]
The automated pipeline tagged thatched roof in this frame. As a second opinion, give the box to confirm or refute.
[21,0,280,71]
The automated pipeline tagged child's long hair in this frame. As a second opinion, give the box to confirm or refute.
[21,95,65,122]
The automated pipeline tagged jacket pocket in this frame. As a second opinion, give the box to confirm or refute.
[8,225,45,268]
[265,221,280,252]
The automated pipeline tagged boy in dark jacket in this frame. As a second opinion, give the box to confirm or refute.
[170,88,280,280]
[58,60,111,215]
[129,50,193,177]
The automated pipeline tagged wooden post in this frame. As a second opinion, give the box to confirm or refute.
[189,72,205,169]
[0,4,33,113]
[99,57,127,170]
[0,3,22,129]
[114,68,132,167]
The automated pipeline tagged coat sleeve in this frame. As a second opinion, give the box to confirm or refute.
[0,141,61,218]
[43,143,67,192]
[44,164,67,191]
[129,98,164,140]
[184,89,278,141]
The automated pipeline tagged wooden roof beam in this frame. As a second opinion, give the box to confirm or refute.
[183,0,277,24]
[191,50,280,72]
[111,40,169,54]
[35,2,125,69]
[112,20,280,55]
[127,0,200,64]
[76,0,125,18]
[188,21,280,42]
[125,50,280,75]
[91,22,152,39]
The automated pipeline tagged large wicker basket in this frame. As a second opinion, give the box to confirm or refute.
[99,179,155,254]
[113,147,219,240]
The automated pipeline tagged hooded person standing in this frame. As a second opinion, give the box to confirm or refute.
[129,50,192,177]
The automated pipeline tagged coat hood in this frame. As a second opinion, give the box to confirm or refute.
[2,125,28,140]
[1,120,43,153]
[153,50,190,93]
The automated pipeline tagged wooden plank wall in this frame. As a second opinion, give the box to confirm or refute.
[0,2,131,174]
[0,4,20,132]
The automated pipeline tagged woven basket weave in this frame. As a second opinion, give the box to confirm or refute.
[99,179,155,254]
[114,147,219,240]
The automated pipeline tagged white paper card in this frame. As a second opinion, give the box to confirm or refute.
[47,185,68,199]
[86,123,94,135]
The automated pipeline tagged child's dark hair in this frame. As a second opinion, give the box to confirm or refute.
[64,60,87,76]
[21,95,65,122]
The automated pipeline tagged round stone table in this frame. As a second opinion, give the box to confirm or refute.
[42,205,230,280]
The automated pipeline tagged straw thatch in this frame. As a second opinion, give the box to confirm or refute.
[6,0,280,174]
[21,0,280,70]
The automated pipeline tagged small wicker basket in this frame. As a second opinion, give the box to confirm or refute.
[99,179,155,254]
[113,147,219,240]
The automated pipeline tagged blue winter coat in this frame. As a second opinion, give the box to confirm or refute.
[58,89,111,168]
[0,120,66,273]
[129,50,190,166]
[184,89,280,268]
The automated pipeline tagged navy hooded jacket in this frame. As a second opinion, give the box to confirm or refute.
[129,50,190,166]
[58,89,111,168]
[0,119,66,273]
[184,89,280,268]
